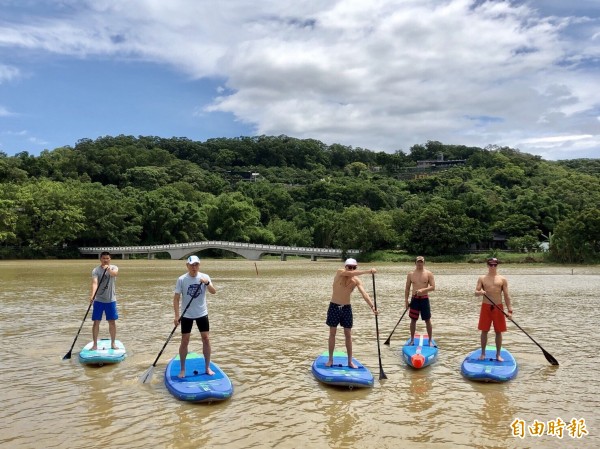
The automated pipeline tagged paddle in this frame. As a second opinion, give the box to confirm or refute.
[372,273,387,380]
[483,293,559,366]
[384,306,408,346]
[139,282,205,384]
[63,267,108,360]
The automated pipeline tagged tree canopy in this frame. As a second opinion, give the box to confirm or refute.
[1,135,599,262]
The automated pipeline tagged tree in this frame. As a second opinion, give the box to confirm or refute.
[333,206,395,253]
[204,192,265,242]
[550,208,600,263]
[399,199,485,255]
[14,180,86,249]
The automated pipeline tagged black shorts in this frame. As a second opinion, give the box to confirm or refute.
[326,302,353,328]
[409,296,431,321]
[181,315,210,334]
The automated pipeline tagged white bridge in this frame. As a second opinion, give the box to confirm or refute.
[78,240,359,261]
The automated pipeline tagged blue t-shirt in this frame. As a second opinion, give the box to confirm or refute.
[174,272,212,319]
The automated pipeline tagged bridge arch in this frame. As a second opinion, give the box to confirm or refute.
[79,240,358,261]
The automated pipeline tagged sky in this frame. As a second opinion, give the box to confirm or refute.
[1,0,600,161]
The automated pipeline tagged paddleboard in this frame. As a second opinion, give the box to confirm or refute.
[164,352,233,403]
[79,339,126,365]
[402,333,438,369]
[461,346,518,382]
[311,351,374,388]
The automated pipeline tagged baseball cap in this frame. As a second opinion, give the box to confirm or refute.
[487,257,499,265]
[416,256,425,262]
[187,255,201,264]
[344,258,357,266]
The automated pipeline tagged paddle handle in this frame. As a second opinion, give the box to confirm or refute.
[372,273,387,380]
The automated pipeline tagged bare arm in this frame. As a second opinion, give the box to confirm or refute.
[356,281,378,315]
[404,273,412,307]
[474,276,485,296]
[416,272,435,296]
[173,293,181,326]
[90,277,99,302]
[338,267,376,277]
[502,279,513,316]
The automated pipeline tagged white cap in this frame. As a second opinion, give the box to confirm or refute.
[344,258,357,266]
[187,255,200,264]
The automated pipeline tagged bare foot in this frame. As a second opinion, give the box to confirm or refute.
[177,371,186,378]
[91,346,97,351]
[478,354,486,360]
[111,345,118,350]
[429,341,434,347]
[325,360,333,367]
[408,340,414,346]
[496,355,505,362]
[206,368,215,376]
[348,361,358,369]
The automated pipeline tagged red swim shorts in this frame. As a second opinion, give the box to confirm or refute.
[478,303,507,333]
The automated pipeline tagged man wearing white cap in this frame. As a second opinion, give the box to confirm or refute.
[325,258,378,368]
[173,255,217,377]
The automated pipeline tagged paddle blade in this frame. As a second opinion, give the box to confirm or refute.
[543,349,559,366]
[383,337,391,346]
[62,351,72,360]
[379,370,388,380]
[139,366,155,384]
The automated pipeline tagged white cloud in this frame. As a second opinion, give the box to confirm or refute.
[1,0,599,159]
[0,65,20,84]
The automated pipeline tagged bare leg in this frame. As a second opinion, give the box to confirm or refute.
[409,319,417,345]
[91,321,100,350]
[495,332,504,361]
[201,331,214,375]
[178,333,191,378]
[326,327,337,367]
[344,327,357,368]
[425,319,433,345]
[108,320,117,349]
[479,331,488,360]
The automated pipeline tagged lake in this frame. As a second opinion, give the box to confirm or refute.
[0,259,598,448]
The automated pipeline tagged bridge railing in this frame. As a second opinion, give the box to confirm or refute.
[78,240,359,259]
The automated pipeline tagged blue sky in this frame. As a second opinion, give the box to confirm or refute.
[1,0,599,161]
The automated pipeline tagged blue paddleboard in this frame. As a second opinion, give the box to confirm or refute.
[461,346,518,382]
[402,334,438,368]
[79,339,126,365]
[311,351,374,388]
[164,352,233,402]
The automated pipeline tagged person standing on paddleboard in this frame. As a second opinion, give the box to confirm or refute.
[90,251,119,350]
[326,258,377,368]
[474,257,514,361]
[404,256,436,346]
[173,255,217,377]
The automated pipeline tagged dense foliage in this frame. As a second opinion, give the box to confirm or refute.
[1,135,599,262]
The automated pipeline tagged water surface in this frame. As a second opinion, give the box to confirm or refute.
[0,259,597,448]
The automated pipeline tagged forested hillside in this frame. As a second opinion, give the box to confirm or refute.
[1,135,599,262]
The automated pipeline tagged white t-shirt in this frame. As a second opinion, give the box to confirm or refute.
[174,272,212,319]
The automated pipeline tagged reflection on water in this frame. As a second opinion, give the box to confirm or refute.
[0,259,599,448]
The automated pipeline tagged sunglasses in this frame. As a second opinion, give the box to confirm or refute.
[346,265,357,270]
[487,263,498,267]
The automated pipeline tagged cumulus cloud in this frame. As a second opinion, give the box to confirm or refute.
[0,0,599,159]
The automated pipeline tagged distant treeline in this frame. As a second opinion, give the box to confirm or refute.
[1,135,599,262]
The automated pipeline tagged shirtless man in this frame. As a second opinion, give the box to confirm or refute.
[474,257,513,361]
[326,258,378,368]
[405,256,436,346]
